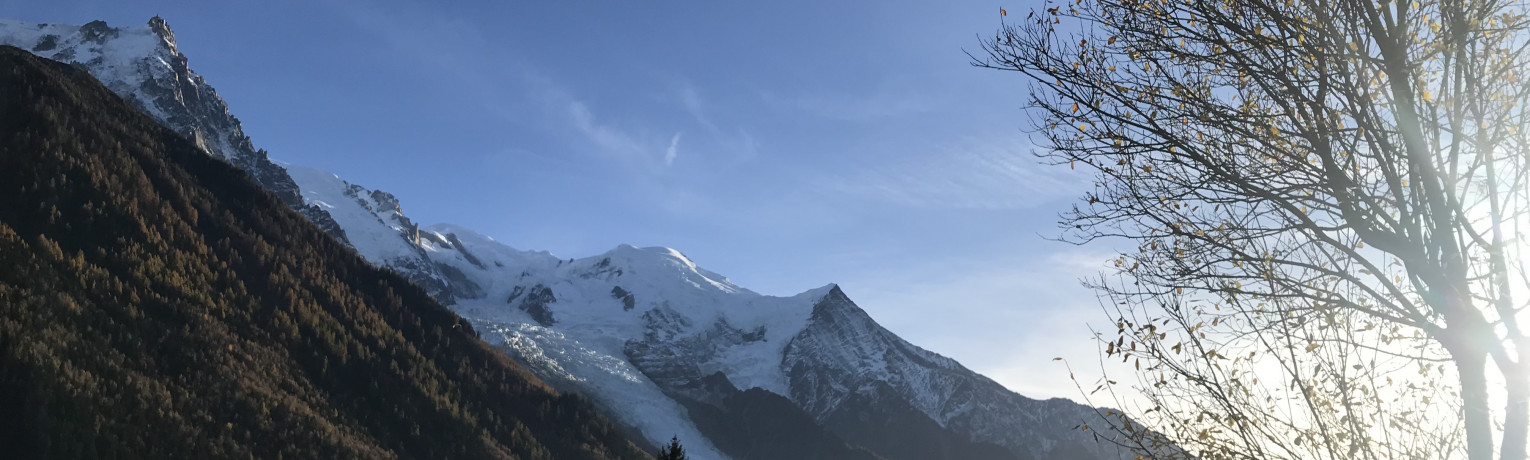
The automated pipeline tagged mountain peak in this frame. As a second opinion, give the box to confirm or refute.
[609,244,697,268]
[78,20,116,43]
[147,16,178,52]
[596,243,747,296]
[824,283,844,297]
[0,44,649,458]
[4,17,1152,458]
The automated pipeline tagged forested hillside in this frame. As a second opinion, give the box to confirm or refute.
[0,45,649,459]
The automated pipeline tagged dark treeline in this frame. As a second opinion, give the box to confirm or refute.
[0,45,649,459]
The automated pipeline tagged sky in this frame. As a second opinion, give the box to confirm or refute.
[2,0,1125,401]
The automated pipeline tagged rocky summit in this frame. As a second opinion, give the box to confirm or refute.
[0,17,1145,460]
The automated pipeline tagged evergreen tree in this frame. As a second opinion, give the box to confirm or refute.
[657,436,687,460]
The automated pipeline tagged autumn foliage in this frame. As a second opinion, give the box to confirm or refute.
[0,45,649,459]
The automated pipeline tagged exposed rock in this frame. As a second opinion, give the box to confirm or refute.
[581,256,624,279]
[446,233,485,268]
[434,262,484,304]
[420,230,450,247]
[370,189,402,214]
[31,34,55,51]
[817,383,1024,460]
[0,18,349,247]
[517,285,557,326]
[611,286,636,311]
[665,373,886,460]
[784,286,1136,460]
[297,204,350,244]
[5,17,1169,460]
[78,20,117,43]
[626,317,766,389]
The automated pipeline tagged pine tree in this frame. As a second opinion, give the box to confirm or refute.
[656,436,686,460]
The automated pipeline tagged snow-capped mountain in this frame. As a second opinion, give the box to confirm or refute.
[0,18,1139,460]
[0,18,354,241]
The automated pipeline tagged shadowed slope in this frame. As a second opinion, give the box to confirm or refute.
[0,45,648,460]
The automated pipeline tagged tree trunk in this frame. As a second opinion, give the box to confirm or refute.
[1504,363,1528,460]
[1459,350,1495,460]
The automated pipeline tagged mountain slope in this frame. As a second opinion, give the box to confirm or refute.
[0,17,1145,460]
[0,17,483,302]
[430,238,1126,460]
[0,45,648,459]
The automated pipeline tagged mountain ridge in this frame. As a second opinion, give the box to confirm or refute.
[0,18,1141,460]
[0,43,649,459]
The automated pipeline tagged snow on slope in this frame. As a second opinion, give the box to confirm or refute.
[0,18,353,245]
[1,17,1140,459]
[0,18,174,119]
[283,163,487,303]
[430,229,830,394]
[481,321,724,458]
[411,224,850,458]
[1,17,252,166]
[284,164,423,264]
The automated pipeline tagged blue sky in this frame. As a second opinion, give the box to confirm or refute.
[4,0,1118,400]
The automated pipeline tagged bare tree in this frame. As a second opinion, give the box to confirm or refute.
[974,0,1530,458]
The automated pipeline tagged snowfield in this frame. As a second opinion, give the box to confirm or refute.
[0,17,1142,460]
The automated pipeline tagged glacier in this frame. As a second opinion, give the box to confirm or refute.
[0,17,1145,460]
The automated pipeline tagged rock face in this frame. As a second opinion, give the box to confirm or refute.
[1,17,1152,460]
[786,287,1126,460]
[0,17,480,302]
[0,45,651,459]
[1,19,320,219]
[429,241,1137,460]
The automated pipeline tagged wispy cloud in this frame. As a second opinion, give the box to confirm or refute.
[564,99,649,160]
[329,0,661,168]
[665,132,682,166]
[826,135,1084,210]
[669,81,759,164]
